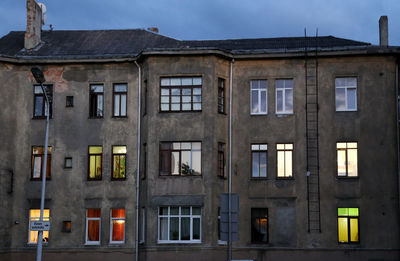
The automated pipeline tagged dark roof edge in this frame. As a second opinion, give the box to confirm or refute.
[1,46,399,64]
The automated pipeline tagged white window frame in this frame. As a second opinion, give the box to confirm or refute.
[110,209,126,244]
[275,79,294,114]
[276,143,293,178]
[335,77,357,111]
[28,209,50,244]
[85,209,101,245]
[158,206,201,244]
[250,80,268,115]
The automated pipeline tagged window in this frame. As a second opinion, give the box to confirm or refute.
[33,85,53,118]
[66,96,74,107]
[86,209,101,245]
[337,142,358,177]
[218,78,225,114]
[62,221,72,232]
[28,209,50,244]
[251,144,267,178]
[112,146,126,179]
[113,84,127,117]
[31,146,52,179]
[250,80,268,115]
[159,142,201,176]
[110,209,125,244]
[64,157,72,168]
[160,77,202,112]
[276,79,293,114]
[251,208,268,244]
[217,207,226,244]
[158,206,201,243]
[335,77,357,111]
[89,84,104,117]
[218,143,225,178]
[277,144,293,178]
[338,208,359,243]
[88,146,102,180]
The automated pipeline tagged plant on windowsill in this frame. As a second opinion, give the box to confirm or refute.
[181,163,193,175]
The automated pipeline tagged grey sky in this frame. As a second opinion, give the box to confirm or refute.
[1,0,399,45]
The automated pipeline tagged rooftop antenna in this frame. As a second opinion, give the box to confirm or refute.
[37,3,47,25]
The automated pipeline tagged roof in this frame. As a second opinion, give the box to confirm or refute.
[0,29,391,61]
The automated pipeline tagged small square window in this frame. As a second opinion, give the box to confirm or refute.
[64,157,72,169]
[62,221,71,232]
[66,96,74,107]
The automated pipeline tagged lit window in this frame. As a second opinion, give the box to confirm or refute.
[335,77,357,111]
[251,208,268,244]
[86,209,101,245]
[159,142,201,176]
[277,144,293,178]
[218,143,225,178]
[33,85,53,118]
[28,209,50,244]
[160,77,202,112]
[112,146,126,179]
[113,84,127,117]
[31,146,52,179]
[89,85,104,117]
[218,78,225,114]
[338,208,359,243]
[251,144,267,178]
[276,79,293,114]
[250,80,267,115]
[88,146,102,180]
[110,209,125,244]
[337,142,358,177]
[158,206,201,243]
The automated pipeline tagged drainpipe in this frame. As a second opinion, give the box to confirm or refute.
[396,61,399,213]
[228,59,234,261]
[134,61,142,261]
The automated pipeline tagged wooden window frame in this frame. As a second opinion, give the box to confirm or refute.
[336,142,358,178]
[160,77,202,112]
[159,142,202,176]
[337,207,360,244]
[251,144,268,179]
[112,145,127,180]
[112,83,128,117]
[218,78,225,114]
[33,84,53,118]
[89,84,104,118]
[88,146,102,180]
[31,146,52,180]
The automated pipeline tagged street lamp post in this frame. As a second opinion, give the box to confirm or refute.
[31,67,50,261]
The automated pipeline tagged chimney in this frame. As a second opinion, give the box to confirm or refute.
[379,16,388,47]
[147,27,159,34]
[24,0,42,50]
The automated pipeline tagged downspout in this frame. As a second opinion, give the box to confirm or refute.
[396,61,400,213]
[228,59,234,261]
[134,61,142,261]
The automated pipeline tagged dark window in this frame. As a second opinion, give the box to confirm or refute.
[160,142,201,176]
[160,77,202,112]
[112,146,126,179]
[338,208,359,243]
[218,142,225,178]
[251,208,268,244]
[66,96,74,107]
[33,85,53,118]
[62,221,72,232]
[88,146,102,180]
[89,85,104,118]
[64,157,72,168]
[113,84,127,117]
[218,78,225,113]
[252,144,267,178]
[31,146,52,179]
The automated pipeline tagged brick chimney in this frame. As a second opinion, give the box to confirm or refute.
[379,16,388,47]
[24,0,42,50]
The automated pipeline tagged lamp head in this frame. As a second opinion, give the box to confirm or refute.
[31,67,45,84]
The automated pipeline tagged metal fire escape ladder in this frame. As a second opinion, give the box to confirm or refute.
[305,30,321,233]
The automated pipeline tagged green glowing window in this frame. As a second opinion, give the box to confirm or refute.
[88,146,102,180]
[338,207,359,243]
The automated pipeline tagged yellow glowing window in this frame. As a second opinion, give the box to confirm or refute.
[336,142,358,177]
[89,146,102,180]
[113,146,127,179]
[29,209,50,244]
[338,207,359,243]
[277,143,293,178]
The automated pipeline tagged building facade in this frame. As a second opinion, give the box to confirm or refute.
[0,1,399,260]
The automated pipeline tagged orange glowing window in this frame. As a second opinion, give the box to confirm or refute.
[111,209,125,243]
[86,209,101,244]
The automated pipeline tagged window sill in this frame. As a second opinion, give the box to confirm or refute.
[159,174,202,178]
[250,177,269,180]
[276,113,293,117]
[109,242,125,245]
[111,178,127,181]
[30,178,51,181]
[250,113,268,116]
[159,110,202,113]
[32,117,52,120]
[336,109,358,112]
[87,178,102,181]
[112,116,128,119]
[217,240,227,245]
[157,240,201,244]
[276,177,294,180]
[88,117,104,119]
[84,242,101,246]
[336,176,359,180]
